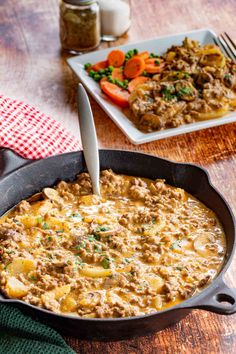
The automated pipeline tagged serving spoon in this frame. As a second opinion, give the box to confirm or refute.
[77,83,100,196]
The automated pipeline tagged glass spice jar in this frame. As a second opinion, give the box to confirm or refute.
[60,0,101,54]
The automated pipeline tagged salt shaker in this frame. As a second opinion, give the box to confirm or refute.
[99,0,131,41]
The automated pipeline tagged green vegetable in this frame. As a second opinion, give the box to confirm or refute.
[113,78,129,90]
[94,74,101,82]
[108,76,115,83]
[89,70,96,77]
[47,236,52,241]
[84,63,92,70]
[155,59,160,65]
[125,49,139,61]
[29,275,37,281]
[150,53,159,58]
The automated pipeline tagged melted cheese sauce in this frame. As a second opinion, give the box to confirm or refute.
[0,170,226,318]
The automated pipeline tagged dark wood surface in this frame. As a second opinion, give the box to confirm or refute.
[1,0,236,352]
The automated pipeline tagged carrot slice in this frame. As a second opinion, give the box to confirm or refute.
[128,76,150,93]
[124,57,146,79]
[111,68,124,81]
[145,58,165,74]
[100,80,130,107]
[136,51,150,61]
[90,60,108,72]
[108,50,125,67]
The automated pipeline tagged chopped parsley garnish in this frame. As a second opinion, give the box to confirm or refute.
[88,235,95,242]
[170,240,182,250]
[56,230,64,234]
[98,227,109,232]
[94,227,109,240]
[123,258,131,264]
[42,222,50,230]
[37,216,43,224]
[176,266,184,271]
[29,275,37,281]
[94,244,102,253]
[102,256,113,269]
[155,59,160,65]
[162,86,176,101]
[75,241,86,250]
[47,236,52,241]
[224,73,232,80]
[75,258,85,267]
[177,87,192,97]
[69,213,84,222]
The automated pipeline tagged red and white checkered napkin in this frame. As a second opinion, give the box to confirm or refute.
[0,94,81,159]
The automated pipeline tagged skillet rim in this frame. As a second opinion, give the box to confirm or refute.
[0,148,235,321]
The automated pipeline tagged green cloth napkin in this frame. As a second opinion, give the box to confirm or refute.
[0,304,75,354]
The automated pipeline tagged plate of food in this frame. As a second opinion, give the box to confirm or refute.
[67,29,236,144]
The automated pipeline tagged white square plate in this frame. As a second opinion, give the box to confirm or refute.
[67,28,235,145]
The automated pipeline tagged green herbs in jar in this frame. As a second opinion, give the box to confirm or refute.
[60,0,101,53]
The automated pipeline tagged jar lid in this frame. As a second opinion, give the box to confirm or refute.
[63,0,96,5]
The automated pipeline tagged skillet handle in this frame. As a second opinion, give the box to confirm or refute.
[0,149,30,177]
[187,279,236,315]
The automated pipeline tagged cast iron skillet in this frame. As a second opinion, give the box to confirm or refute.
[0,148,236,340]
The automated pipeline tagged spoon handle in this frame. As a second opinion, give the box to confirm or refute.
[77,83,100,196]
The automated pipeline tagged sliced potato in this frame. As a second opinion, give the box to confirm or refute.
[61,294,77,312]
[8,258,36,276]
[78,291,101,308]
[6,276,28,298]
[153,294,162,310]
[81,266,112,278]
[31,200,53,215]
[145,275,164,293]
[18,216,38,228]
[194,233,216,257]
[79,195,100,206]
[197,105,229,121]
[54,285,71,300]
[45,216,69,231]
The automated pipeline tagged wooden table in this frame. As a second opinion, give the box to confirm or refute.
[1,0,236,352]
